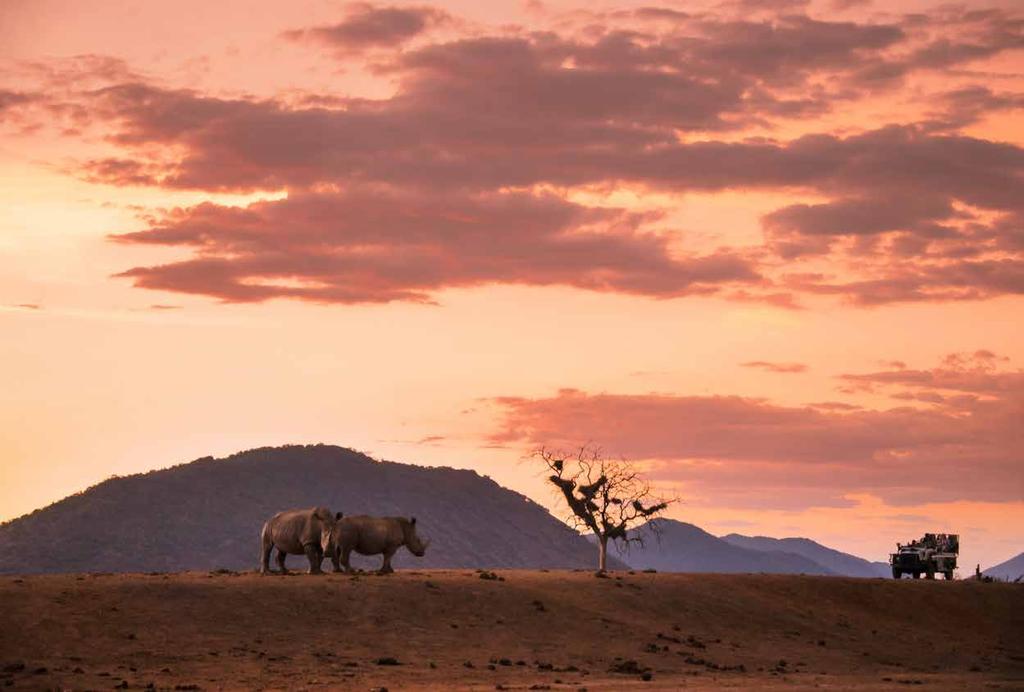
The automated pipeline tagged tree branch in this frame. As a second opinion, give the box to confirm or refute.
[534,444,677,570]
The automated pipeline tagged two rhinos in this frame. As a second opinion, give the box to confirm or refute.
[259,507,429,575]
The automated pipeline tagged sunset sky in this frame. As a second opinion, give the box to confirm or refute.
[1,0,1021,571]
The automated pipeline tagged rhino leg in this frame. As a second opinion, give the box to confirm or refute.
[330,548,343,573]
[260,542,273,575]
[340,546,355,573]
[304,544,323,575]
[379,547,397,574]
[275,548,289,574]
[260,532,273,575]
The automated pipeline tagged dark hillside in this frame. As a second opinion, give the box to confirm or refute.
[612,519,835,574]
[0,445,617,573]
[721,533,890,577]
[984,552,1024,581]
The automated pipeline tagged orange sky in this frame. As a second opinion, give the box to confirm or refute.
[1,0,1022,572]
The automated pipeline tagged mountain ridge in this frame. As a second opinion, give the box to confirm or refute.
[0,444,619,573]
[721,533,891,578]
[606,519,837,575]
[4,444,1009,577]
[982,552,1024,581]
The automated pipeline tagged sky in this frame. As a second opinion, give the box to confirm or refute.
[0,0,1021,572]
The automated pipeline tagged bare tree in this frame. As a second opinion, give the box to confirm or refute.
[535,445,674,572]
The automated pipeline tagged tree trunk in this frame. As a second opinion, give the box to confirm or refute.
[598,535,608,572]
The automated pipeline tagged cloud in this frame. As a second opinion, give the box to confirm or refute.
[9,4,1024,306]
[490,354,1024,508]
[763,194,956,238]
[903,11,1024,71]
[741,361,808,373]
[686,14,903,87]
[0,89,35,115]
[731,0,811,10]
[839,350,1024,397]
[808,401,861,411]
[850,8,1024,88]
[283,4,450,54]
[789,257,1024,305]
[111,188,761,303]
[830,0,870,9]
[82,84,1024,304]
[75,80,1024,209]
[925,86,1024,130]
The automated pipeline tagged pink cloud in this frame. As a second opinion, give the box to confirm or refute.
[741,361,808,373]
[283,3,450,55]
[925,86,1024,130]
[0,89,35,115]
[490,355,1024,508]
[6,4,1023,306]
[839,350,1024,396]
[112,189,760,303]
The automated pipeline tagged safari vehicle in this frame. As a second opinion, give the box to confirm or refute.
[891,533,958,580]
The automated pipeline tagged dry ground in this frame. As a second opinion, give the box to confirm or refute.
[0,570,1021,690]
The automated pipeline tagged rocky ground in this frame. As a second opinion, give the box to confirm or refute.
[1,570,1021,690]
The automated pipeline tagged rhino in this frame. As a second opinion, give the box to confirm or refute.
[259,507,343,575]
[332,515,430,574]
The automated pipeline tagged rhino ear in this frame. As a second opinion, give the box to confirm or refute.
[335,511,343,520]
[410,517,417,526]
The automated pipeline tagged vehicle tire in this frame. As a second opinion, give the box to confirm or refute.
[912,572,920,579]
[892,568,902,579]
[945,570,954,581]
[926,570,935,580]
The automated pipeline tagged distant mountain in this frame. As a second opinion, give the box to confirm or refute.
[0,445,621,573]
[983,552,1024,582]
[722,534,890,578]
[610,520,834,575]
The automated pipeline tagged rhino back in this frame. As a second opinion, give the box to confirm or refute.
[268,508,319,552]
[341,516,404,553]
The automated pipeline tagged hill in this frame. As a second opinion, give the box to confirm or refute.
[610,519,835,574]
[984,552,1024,581]
[722,533,890,578]
[0,445,620,573]
[2,571,1020,689]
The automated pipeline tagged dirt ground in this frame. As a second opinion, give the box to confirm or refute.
[1,570,1021,690]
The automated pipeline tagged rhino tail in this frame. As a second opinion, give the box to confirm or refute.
[259,521,273,573]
